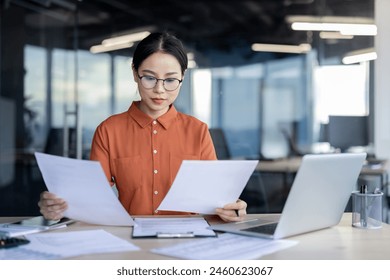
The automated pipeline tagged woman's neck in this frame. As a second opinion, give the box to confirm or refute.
[137,101,170,119]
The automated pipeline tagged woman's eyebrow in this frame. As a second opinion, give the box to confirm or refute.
[140,69,180,76]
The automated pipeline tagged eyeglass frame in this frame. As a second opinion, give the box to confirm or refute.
[137,74,183,91]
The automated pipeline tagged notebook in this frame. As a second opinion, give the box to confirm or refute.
[210,153,366,239]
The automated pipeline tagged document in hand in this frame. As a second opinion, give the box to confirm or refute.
[34,152,134,226]
[157,160,258,214]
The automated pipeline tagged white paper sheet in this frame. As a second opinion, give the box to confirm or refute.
[157,160,258,214]
[0,229,139,260]
[151,233,298,260]
[34,152,134,226]
[132,217,216,237]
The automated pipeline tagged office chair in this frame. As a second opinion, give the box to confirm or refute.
[208,128,269,212]
[208,128,231,160]
[280,128,305,157]
[44,128,77,158]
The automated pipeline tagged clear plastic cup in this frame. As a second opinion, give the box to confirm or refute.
[352,191,383,229]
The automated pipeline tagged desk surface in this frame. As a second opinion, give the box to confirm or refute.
[2,213,390,260]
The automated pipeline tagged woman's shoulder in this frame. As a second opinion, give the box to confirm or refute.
[176,111,207,126]
[175,111,210,133]
[97,111,129,130]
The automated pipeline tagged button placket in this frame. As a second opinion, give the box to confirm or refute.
[152,120,160,213]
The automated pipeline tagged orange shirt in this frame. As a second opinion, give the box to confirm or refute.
[90,101,217,215]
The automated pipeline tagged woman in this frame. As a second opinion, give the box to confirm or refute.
[38,32,247,222]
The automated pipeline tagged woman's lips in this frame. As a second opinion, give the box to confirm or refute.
[152,98,164,105]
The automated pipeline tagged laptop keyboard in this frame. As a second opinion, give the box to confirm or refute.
[242,223,278,235]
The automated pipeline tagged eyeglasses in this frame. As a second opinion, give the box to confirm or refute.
[137,75,182,91]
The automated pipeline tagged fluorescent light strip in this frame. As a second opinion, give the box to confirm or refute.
[319,32,354,40]
[291,22,377,36]
[251,43,311,54]
[102,31,151,46]
[188,60,197,68]
[90,31,151,54]
[342,48,377,64]
[286,15,375,24]
[90,42,134,54]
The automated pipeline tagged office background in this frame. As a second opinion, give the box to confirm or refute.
[0,0,389,217]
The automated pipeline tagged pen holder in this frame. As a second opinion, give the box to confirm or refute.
[352,191,383,229]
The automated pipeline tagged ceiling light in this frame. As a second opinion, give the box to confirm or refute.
[319,32,354,40]
[187,52,197,68]
[286,15,375,25]
[251,43,311,54]
[188,60,197,68]
[102,31,151,46]
[291,22,377,36]
[90,42,134,54]
[90,31,150,54]
[342,48,377,64]
[187,52,195,60]
[287,15,377,36]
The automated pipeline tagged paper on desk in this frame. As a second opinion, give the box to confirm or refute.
[0,229,139,260]
[34,152,134,226]
[132,217,216,237]
[151,233,298,260]
[157,160,258,214]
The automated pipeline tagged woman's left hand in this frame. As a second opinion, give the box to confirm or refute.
[215,199,247,222]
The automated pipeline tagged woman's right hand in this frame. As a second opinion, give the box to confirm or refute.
[38,191,68,220]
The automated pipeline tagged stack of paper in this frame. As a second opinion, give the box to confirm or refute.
[0,229,139,260]
[151,233,298,260]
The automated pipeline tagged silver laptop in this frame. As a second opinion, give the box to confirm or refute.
[210,153,366,239]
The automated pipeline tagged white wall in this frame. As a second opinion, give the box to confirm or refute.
[374,0,390,173]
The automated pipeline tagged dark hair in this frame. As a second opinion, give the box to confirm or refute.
[132,32,188,75]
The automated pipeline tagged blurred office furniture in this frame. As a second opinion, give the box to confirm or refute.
[209,128,268,212]
[44,127,77,158]
[328,115,369,152]
[280,126,305,157]
[280,121,335,157]
[319,123,329,142]
[0,97,15,187]
[209,128,231,160]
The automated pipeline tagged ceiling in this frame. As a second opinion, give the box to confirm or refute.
[11,0,375,67]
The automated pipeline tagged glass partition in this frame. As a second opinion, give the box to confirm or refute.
[0,1,374,215]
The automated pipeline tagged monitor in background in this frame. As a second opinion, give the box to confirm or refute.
[328,115,368,152]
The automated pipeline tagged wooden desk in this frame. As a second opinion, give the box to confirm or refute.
[3,214,390,260]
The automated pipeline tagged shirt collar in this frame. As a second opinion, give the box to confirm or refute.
[158,104,177,129]
[128,101,178,129]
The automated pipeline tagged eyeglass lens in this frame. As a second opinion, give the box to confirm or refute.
[140,76,180,91]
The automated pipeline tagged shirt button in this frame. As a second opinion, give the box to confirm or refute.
[154,191,158,195]
[153,130,157,134]
[155,210,159,214]
[154,169,158,174]
[153,149,158,154]
[153,120,157,125]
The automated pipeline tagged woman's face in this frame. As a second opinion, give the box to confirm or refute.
[133,51,183,119]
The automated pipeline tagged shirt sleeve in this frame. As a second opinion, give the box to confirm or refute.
[89,123,114,185]
[201,124,218,160]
